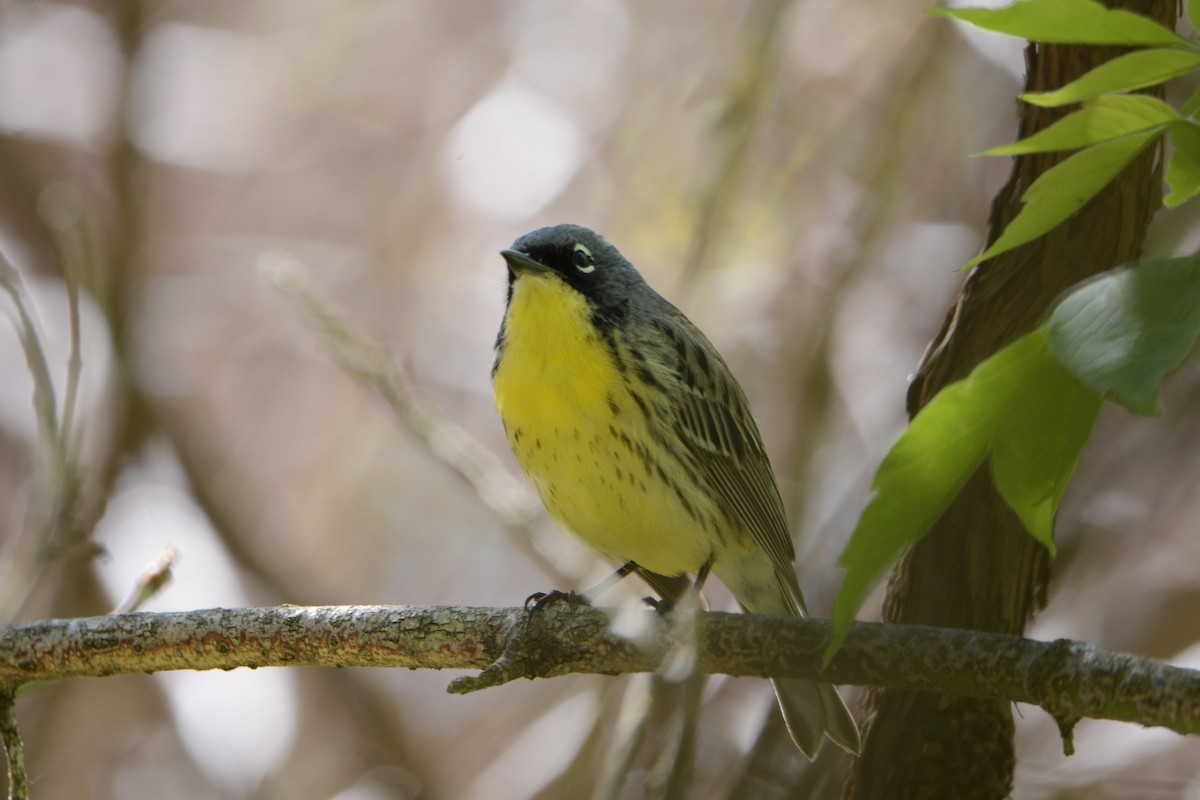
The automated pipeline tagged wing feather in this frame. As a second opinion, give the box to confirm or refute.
[644,314,800,590]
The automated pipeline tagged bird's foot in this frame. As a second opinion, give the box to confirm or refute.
[525,589,590,612]
[642,595,674,615]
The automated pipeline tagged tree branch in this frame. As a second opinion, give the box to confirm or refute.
[0,605,1196,744]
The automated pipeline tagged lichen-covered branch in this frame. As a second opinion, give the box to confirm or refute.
[0,604,1196,741]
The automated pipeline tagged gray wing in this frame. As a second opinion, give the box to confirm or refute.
[645,312,800,597]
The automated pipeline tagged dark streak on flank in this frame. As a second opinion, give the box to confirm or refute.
[597,324,626,373]
[630,391,651,418]
[672,483,696,522]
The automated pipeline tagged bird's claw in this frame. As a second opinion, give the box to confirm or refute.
[642,595,674,616]
[525,589,590,612]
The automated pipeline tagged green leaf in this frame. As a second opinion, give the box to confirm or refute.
[934,0,1187,46]
[967,130,1161,267]
[1022,49,1200,107]
[990,335,1102,550]
[1049,256,1200,415]
[829,328,1101,657]
[1165,122,1200,207]
[1182,84,1200,118]
[830,376,996,658]
[983,95,1177,156]
[1191,0,1200,31]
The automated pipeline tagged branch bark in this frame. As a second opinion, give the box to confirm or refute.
[0,690,26,800]
[0,605,1196,738]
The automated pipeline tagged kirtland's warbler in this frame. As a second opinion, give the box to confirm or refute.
[492,224,860,758]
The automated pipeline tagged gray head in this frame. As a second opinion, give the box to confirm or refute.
[500,224,671,331]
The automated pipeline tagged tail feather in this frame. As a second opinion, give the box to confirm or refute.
[772,677,861,758]
[715,550,861,758]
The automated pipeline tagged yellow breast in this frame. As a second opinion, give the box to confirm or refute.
[494,273,619,434]
[493,273,715,575]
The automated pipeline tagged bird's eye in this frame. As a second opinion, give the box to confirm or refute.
[572,244,595,273]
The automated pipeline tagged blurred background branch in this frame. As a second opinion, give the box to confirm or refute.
[259,251,564,581]
[0,242,84,622]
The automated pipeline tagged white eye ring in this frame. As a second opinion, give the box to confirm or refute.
[573,243,595,273]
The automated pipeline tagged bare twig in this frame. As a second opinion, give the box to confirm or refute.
[0,248,59,446]
[593,676,655,800]
[680,0,790,289]
[652,670,704,800]
[34,182,90,457]
[0,246,85,622]
[38,184,87,455]
[110,545,179,614]
[258,252,579,584]
[0,604,1196,742]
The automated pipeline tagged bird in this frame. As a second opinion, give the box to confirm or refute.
[491,223,860,758]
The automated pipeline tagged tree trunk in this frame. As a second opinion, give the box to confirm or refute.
[851,2,1177,797]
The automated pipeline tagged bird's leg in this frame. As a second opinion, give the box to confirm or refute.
[525,561,640,610]
[644,554,714,615]
[694,555,714,592]
[580,561,639,603]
